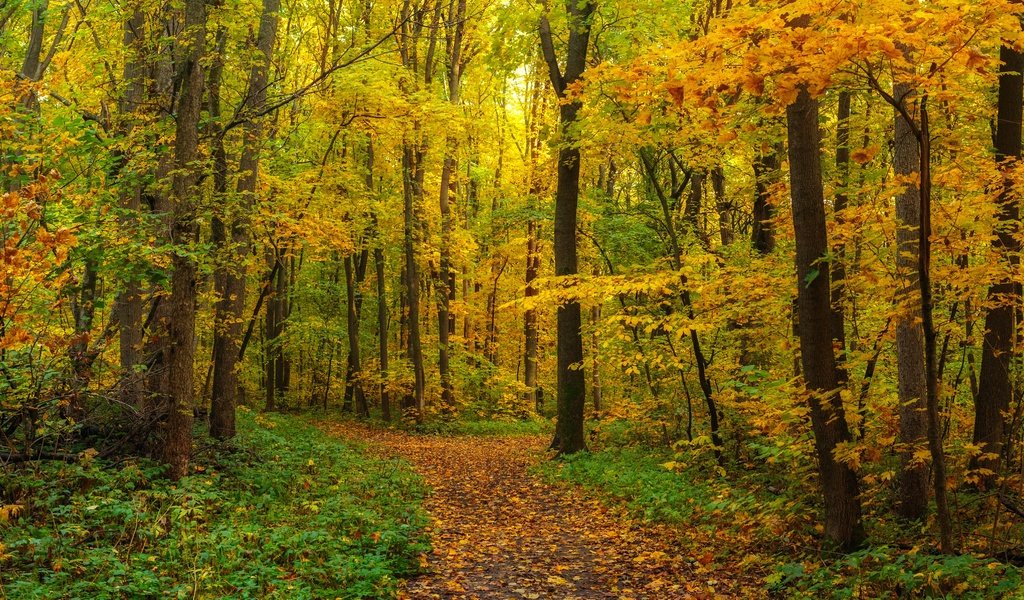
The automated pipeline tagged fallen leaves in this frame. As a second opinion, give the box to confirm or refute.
[323,422,754,599]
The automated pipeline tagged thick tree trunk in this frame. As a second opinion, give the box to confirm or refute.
[786,86,864,551]
[162,0,207,480]
[552,101,587,453]
[892,81,929,521]
[972,43,1024,484]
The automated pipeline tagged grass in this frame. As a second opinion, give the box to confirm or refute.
[0,409,428,599]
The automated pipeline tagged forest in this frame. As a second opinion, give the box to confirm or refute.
[3,0,1024,596]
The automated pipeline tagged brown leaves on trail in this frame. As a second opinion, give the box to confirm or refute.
[324,423,740,599]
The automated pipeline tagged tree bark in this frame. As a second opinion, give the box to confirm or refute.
[751,147,779,254]
[892,81,929,521]
[436,0,466,412]
[162,0,207,480]
[523,78,544,410]
[210,0,280,439]
[539,0,595,454]
[972,42,1024,485]
[115,8,146,410]
[786,85,864,551]
[345,254,368,417]
[402,143,426,420]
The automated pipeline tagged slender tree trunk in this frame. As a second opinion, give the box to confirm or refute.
[751,146,779,255]
[892,81,929,521]
[523,78,544,410]
[831,91,851,382]
[210,0,279,439]
[264,249,279,411]
[208,27,231,426]
[917,96,955,553]
[402,143,426,420]
[345,255,368,417]
[786,84,864,551]
[711,166,732,245]
[115,8,146,409]
[436,0,467,412]
[524,218,540,409]
[376,235,390,421]
[539,0,595,454]
[590,303,602,414]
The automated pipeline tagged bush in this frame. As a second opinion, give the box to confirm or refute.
[0,410,428,599]
[768,547,1022,599]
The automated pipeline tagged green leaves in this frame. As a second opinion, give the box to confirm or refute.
[0,412,429,599]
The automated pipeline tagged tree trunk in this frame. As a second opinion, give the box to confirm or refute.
[831,91,851,382]
[539,0,595,454]
[402,143,426,420]
[590,303,602,414]
[210,0,279,439]
[786,85,864,551]
[436,0,467,412]
[264,250,279,411]
[972,43,1024,485]
[344,255,368,417]
[163,0,207,480]
[751,147,779,254]
[892,81,929,521]
[917,95,955,553]
[523,79,544,410]
[711,166,732,245]
[524,218,541,410]
[115,8,146,410]
[376,234,390,421]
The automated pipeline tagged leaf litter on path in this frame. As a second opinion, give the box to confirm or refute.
[321,422,750,599]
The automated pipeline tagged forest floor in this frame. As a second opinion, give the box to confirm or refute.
[321,422,751,599]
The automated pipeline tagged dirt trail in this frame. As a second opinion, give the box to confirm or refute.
[323,423,729,599]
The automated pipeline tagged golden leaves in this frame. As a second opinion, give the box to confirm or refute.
[0,504,23,525]
[326,424,702,598]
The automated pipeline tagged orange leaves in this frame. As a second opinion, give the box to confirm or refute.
[0,172,76,354]
[665,81,686,105]
[851,145,881,165]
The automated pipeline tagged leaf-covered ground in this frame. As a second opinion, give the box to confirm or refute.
[322,423,749,599]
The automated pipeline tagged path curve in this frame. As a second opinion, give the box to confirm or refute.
[322,423,729,600]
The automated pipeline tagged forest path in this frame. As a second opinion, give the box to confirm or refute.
[321,422,718,600]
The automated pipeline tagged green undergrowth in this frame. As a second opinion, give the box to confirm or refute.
[537,445,1022,599]
[408,416,553,437]
[0,410,428,599]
